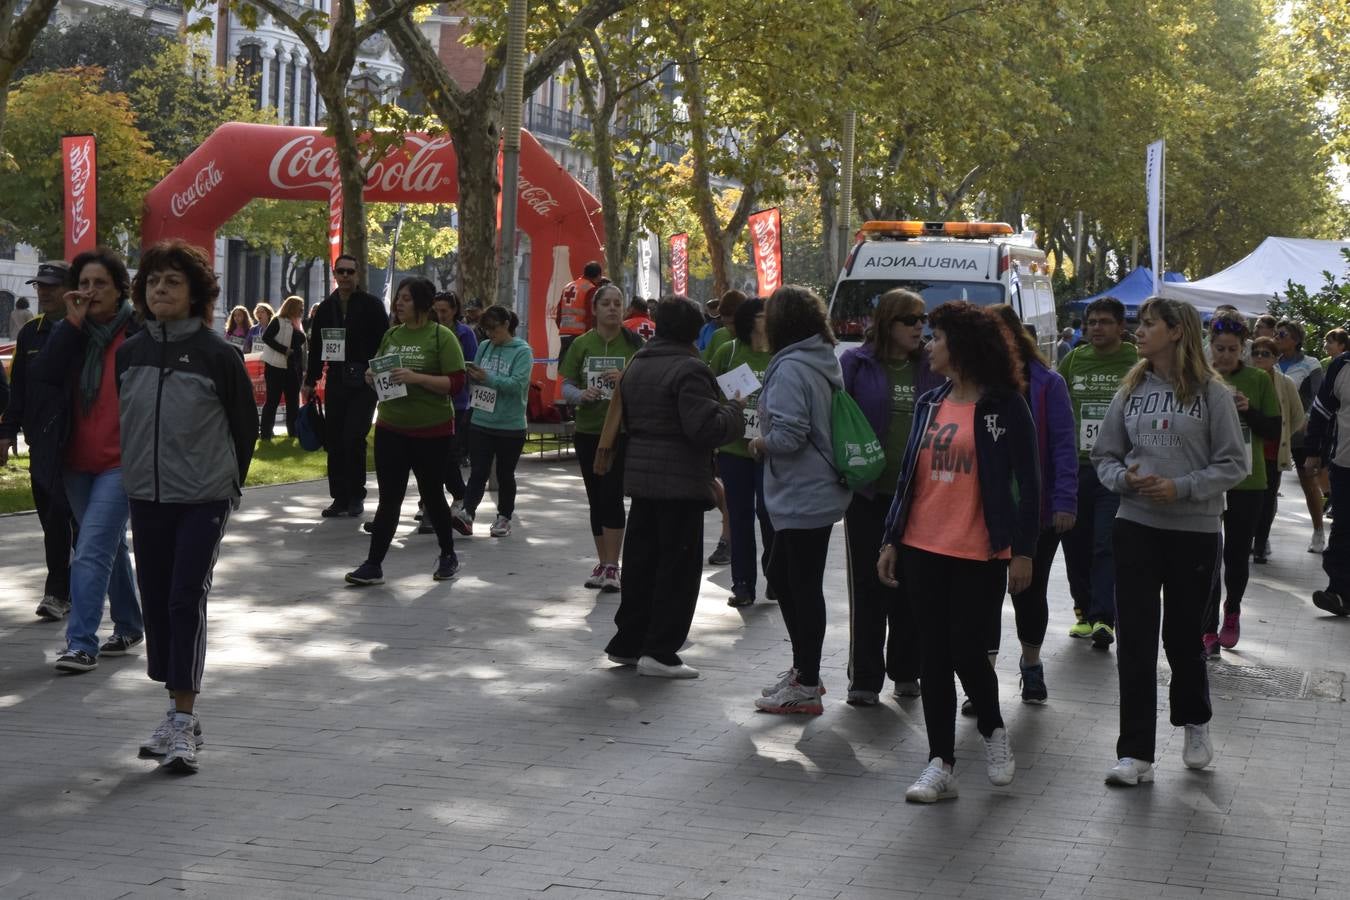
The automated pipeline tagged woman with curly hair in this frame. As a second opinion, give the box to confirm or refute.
[1093,297,1246,786]
[876,301,1040,803]
[748,286,852,715]
[118,239,258,773]
[224,305,253,354]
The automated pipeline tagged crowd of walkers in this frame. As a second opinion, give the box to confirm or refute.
[2,247,1347,801]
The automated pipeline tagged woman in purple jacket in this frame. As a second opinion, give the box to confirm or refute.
[988,304,1078,703]
[839,288,945,705]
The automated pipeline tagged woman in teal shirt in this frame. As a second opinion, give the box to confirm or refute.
[346,277,466,586]
[457,306,534,537]
[708,297,774,607]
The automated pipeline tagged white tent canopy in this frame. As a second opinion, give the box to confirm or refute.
[1159,236,1350,317]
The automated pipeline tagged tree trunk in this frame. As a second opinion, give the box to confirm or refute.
[323,93,370,285]
[452,94,502,307]
[807,139,838,287]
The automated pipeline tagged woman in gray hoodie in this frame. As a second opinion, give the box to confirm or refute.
[1092,297,1246,787]
[748,286,852,715]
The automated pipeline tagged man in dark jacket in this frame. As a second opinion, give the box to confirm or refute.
[604,295,744,679]
[301,254,388,517]
[0,261,74,620]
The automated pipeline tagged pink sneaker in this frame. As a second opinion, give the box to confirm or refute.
[1218,612,1240,649]
[1202,632,1220,657]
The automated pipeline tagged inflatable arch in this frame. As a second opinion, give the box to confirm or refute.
[142,122,605,381]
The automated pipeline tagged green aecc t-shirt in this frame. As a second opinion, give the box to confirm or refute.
[875,359,917,494]
[1222,362,1279,492]
[709,339,773,457]
[373,321,465,430]
[559,329,638,434]
[1057,342,1139,461]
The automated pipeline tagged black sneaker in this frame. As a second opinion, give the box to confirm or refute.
[347,501,364,518]
[99,633,143,656]
[433,553,460,581]
[1019,659,1047,704]
[54,648,97,673]
[727,592,754,608]
[35,595,71,621]
[1313,590,1348,617]
[361,521,375,534]
[345,561,384,585]
[321,501,348,518]
[960,696,975,717]
[765,582,778,602]
[418,519,435,535]
[1091,622,1116,649]
[707,539,731,566]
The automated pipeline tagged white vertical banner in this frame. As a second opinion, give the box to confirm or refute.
[634,230,660,299]
[1145,139,1165,296]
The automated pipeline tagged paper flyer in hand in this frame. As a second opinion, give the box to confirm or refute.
[716,363,761,401]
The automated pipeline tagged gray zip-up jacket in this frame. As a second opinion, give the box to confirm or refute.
[1091,371,1246,533]
[116,317,258,504]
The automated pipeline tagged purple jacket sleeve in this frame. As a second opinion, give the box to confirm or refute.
[1044,369,1079,516]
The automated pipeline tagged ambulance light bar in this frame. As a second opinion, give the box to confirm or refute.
[859,221,1015,239]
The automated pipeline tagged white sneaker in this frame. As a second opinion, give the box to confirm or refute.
[490,515,511,537]
[636,655,699,678]
[161,712,200,774]
[584,564,605,589]
[905,758,958,803]
[984,727,1015,785]
[761,668,798,697]
[755,680,824,715]
[1182,723,1213,769]
[1105,757,1154,786]
[138,708,203,758]
[1310,530,1326,553]
[599,564,621,593]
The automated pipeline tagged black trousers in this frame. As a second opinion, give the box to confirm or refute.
[465,427,526,520]
[718,454,774,598]
[607,497,705,664]
[32,475,74,601]
[1325,465,1350,599]
[443,408,471,501]
[1113,518,1216,762]
[368,428,455,564]
[1006,528,1062,650]
[901,545,1007,766]
[128,498,231,694]
[767,525,833,686]
[575,431,627,536]
[323,385,378,505]
[261,364,300,438]
[1205,489,1264,630]
[844,493,919,692]
[1253,460,1281,555]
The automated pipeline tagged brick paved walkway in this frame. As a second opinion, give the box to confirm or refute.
[1,457,1347,899]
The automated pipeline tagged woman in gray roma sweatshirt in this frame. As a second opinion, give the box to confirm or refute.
[1091,297,1246,789]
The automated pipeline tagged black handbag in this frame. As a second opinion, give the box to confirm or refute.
[296,395,326,451]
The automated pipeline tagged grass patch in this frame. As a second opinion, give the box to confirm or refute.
[0,428,571,515]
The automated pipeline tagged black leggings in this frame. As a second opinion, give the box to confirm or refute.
[1205,489,1264,629]
[1006,528,1062,651]
[443,408,471,501]
[368,428,454,564]
[901,545,1007,766]
[1253,460,1281,555]
[261,364,300,438]
[574,431,626,535]
[767,525,833,686]
[464,427,526,520]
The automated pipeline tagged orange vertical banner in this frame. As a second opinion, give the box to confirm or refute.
[747,207,783,296]
[669,232,689,296]
[62,134,97,260]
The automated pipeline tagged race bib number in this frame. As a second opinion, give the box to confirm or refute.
[227,335,246,350]
[1079,402,1109,452]
[369,354,406,402]
[321,328,346,362]
[1240,424,1253,477]
[470,384,498,413]
[743,406,761,440]
[585,356,625,400]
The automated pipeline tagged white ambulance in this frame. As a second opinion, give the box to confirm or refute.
[828,221,1057,357]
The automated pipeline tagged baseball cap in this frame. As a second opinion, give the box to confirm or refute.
[26,261,69,286]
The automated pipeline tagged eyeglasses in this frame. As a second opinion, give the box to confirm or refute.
[1251,350,1275,358]
[1211,318,1246,335]
[1275,330,1291,339]
[896,313,928,326]
[1085,319,1118,328]
[334,267,357,275]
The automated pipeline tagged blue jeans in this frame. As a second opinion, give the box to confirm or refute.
[1061,461,1120,627]
[717,454,774,598]
[63,468,142,656]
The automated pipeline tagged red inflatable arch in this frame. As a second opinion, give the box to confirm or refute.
[142,121,605,382]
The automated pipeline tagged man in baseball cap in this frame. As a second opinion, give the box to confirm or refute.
[2,259,74,621]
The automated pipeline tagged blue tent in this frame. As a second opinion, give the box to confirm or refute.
[1064,268,1187,319]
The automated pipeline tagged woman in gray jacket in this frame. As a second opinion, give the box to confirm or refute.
[749,286,852,715]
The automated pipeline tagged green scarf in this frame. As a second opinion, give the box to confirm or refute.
[80,300,133,413]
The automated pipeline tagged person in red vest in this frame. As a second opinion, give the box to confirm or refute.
[558,261,603,363]
[623,297,656,341]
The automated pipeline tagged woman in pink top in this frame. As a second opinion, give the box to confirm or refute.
[876,302,1041,803]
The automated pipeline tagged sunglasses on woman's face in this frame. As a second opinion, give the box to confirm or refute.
[1211,318,1246,335]
[896,314,928,326]
[1251,349,1275,358]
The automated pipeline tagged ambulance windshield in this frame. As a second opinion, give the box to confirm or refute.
[828,279,1006,342]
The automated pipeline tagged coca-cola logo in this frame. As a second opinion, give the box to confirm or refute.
[268,134,452,195]
[670,234,689,294]
[751,212,781,293]
[516,176,559,216]
[67,140,94,242]
[170,160,223,218]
